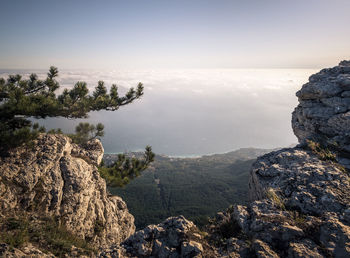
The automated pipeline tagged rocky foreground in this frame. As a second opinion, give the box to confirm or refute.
[1,61,350,257]
[0,134,135,256]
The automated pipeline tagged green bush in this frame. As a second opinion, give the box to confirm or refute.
[69,122,104,145]
[99,146,155,187]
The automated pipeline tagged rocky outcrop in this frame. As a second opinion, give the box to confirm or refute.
[100,216,217,257]
[249,147,350,215]
[219,61,350,257]
[244,148,349,257]
[0,134,135,249]
[292,60,350,164]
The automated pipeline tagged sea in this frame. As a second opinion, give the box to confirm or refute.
[0,68,318,156]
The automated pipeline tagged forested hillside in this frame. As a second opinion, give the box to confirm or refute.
[106,148,273,228]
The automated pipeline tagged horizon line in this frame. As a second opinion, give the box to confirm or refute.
[0,66,323,71]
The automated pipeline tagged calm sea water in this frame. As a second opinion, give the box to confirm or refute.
[0,69,317,156]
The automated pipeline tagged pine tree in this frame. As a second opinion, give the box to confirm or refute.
[0,67,154,186]
[69,122,105,145]
[99,146,155,187]
[0,66,143,152]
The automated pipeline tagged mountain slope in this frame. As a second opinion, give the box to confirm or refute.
[106,148,273,228]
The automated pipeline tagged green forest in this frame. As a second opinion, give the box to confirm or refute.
[107,148,272,228]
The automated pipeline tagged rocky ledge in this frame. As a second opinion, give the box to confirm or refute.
[292,60,350,168]
[206,146,350,257]
[0,134,135,250]
[100,215,217,257]
[246,148,349,257]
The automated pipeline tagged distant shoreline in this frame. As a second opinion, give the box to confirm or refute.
[103,145,296,159]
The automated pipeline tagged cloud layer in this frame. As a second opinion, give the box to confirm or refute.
[0,68,317,155]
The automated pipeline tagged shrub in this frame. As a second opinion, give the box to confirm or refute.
[306,140,336,161]
[266,188,285,210]
[99,146,155,187]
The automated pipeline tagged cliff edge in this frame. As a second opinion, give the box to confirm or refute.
[0,134,135,256]
[292,60,350,168]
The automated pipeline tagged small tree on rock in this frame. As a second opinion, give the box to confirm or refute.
[70,122,105,145]
[0,67,154,186]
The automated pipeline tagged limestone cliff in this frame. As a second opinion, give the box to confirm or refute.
[0,134,135,255]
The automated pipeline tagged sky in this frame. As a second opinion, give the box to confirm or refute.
[0,0,349,69]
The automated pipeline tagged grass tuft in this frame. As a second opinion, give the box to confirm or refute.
[307,140,336,161]
[266,188,285,210]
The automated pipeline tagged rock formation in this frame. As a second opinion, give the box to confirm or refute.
[0,134,135,251]
[292,60,350,168]
[244,148,349,257]
[100,216,217,257]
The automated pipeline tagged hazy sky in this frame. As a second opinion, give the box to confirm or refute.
[0,0,349,69]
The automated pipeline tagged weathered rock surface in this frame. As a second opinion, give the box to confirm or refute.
[292,60,350,163]
[0,134,135,249]
[249,147,350,215]
[244,148,349,257]
[100,215,217,258]
[224,140,350,254]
